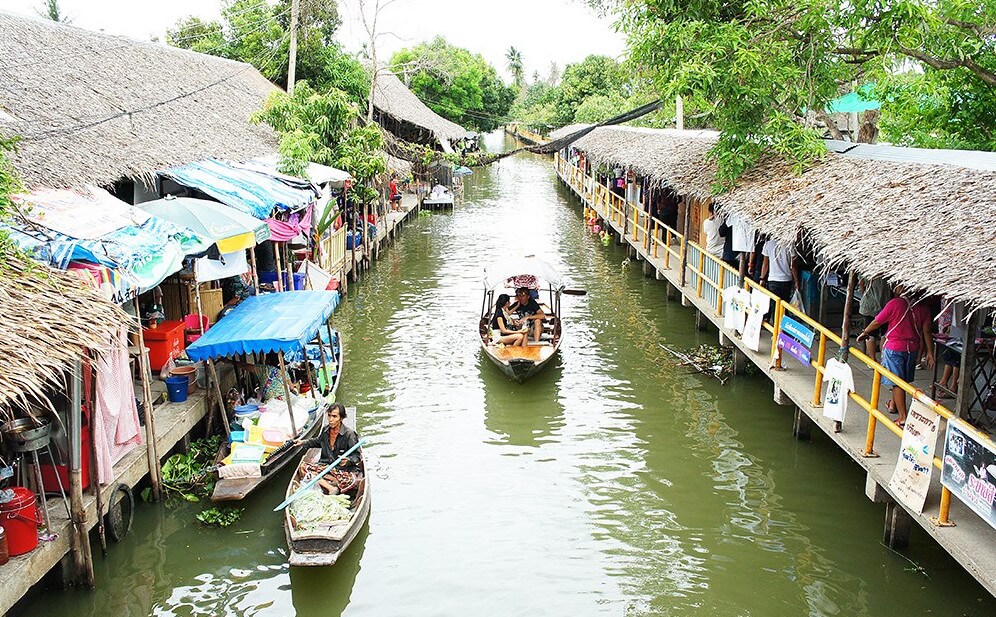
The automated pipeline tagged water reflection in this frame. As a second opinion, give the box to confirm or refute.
[289,522,368,617]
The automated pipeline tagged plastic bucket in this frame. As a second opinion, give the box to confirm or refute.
[169,365,197,394]
[165,376,189,403]
[0,486,40,556]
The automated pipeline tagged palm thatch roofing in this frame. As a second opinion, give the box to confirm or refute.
[0,12,280,190]
[371,70,467,149]
[571,125,996,309]
[0,246,129,413]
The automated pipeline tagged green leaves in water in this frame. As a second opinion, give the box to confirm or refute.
[196,507,244,528]
[143,435,223,503]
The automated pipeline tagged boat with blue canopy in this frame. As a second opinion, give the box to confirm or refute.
[185,291,344,501]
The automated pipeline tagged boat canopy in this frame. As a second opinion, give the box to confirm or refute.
[185,291,340,361]
[483,256,563,290]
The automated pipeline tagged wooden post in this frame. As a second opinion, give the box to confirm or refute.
[207,359,231,436]
[835,271,857,433]
[955,311,983,418]
[679,200,691,287]
[274,241,285,292]
[68,359,94,587]
[278,353,300,436]
[287,0,300,92]
[316,329,331,396]
[249,247,260,295]
[133,298,162,502]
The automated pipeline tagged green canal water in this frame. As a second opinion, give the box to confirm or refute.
[27,134,996,616]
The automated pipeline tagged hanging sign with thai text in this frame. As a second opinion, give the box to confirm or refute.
[942,418,996,530]
[780,315,816,347]
[777,332,811,366]
[889,401,940,514]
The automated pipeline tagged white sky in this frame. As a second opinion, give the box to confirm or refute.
[1,0,626,81]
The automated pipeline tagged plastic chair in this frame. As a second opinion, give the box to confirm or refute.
[184,314,209,344]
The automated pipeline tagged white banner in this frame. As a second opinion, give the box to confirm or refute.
[889,401,941,513]
[195,250,249,282]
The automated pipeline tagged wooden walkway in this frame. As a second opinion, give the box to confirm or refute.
[1,393,208,616]
[555,161,996,598]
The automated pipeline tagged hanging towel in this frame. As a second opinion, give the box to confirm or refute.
[92,327,144,484]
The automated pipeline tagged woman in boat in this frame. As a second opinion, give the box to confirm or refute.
[491,294,528,346]
[294,404,362,495]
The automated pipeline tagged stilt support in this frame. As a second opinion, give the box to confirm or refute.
[792,407,812,440]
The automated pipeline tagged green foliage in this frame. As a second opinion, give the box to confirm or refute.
[196,506,244,527]
[506,47,525,88]
[608,0,996,183]
[554,55,629,125]
[156,435,223,502]
[389,37,516,132]
[250,82,386,234]
[166,0,368,103]
[0,135,20,222]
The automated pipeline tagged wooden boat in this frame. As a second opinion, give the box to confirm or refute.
[211,331,344,501]
[479,256,567,383]
[284,413,369,567]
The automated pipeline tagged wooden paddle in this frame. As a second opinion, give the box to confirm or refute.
[562,289,587,296]
[273,438,368,511]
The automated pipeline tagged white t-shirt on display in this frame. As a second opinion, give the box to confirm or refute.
[702,216,723,256]
[822,358,855,422]
[723,286,750,332]
[729,215,756,253]
[762,239,794,282]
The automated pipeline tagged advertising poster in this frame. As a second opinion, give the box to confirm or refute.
[776,332,812,366]
[889,401,941,513]
[941,419,996,530]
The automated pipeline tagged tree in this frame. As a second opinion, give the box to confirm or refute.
[38,0,70,23]
[506,47,524,88]
[389,37,516,132]
[606,0,996,185]
[554,55,628,125]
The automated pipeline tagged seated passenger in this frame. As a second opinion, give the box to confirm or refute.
[510,286,546,342]
[491,294,527,346]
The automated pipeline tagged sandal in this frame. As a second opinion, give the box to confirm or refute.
[886,400,897,415]
[896,421,906,429]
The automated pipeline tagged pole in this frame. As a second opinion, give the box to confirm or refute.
[287,0,300,93]
[274,242,285,292]
[207,359,231,436]
[249,247,260,296]
[955,311,983,418]
[68,358,94,586]
[133,298,162,502]
[676,95,684,131]
[84,360,107,555]
[835,271,857,433]
[278,353,300,436]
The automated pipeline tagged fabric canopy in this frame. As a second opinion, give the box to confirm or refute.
[185,291,340,361]
[162,159,318,220]
[267,206,313,242]
[245,156,353,188]
[483,256,564,290]
[140,196,270,255]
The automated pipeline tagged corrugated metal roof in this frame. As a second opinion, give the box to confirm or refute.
[825,140,996,172]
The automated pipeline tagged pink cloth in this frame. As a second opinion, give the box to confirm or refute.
[93,327,143,484]
[265,206,313,242]
[875,298,931,353]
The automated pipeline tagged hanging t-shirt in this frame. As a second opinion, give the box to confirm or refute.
[742,289,770,351]
[702,216,723,256]
[723,286,751,333]
[822,358,855,422]
[729,215,757,253]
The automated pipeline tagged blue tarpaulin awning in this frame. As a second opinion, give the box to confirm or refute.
[162,159,318,220]
[185,291,340,361]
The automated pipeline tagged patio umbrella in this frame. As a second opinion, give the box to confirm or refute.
[140,196,271,255]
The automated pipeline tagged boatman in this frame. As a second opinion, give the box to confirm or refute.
[510,287,546,342]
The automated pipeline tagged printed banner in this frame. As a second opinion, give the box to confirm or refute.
[777,332,811,366]
[889,401,941,513]
[780,315,815,347]
[941,418,996,530]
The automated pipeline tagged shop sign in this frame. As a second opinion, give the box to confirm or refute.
[889,401,940,513]
[777,332,811,366]
[780,315,815,347]
[942,418,996,530]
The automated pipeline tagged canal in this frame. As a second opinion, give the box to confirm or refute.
[27,134,996,616]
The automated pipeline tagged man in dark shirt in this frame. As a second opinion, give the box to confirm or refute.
[510,287,546,342]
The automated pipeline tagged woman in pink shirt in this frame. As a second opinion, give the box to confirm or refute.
[856,285,935,427]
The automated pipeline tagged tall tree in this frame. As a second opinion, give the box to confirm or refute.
[390,38,516,132]
[603,0,996,184]
[38,0,70,23]
[506,47,524,88]
[554,55,628,125]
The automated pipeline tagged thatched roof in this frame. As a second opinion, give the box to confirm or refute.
[572,126,996,309]
[386,154,413,179]
[0,247,130,413]
[0,12,280,190]
[371,70,466,146]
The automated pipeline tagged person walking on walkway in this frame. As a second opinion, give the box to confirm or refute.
[760,237,798,301]
[858,277,891,362]
[855,285,935,427]
[702,204,723,257]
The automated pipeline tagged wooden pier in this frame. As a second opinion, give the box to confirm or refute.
[554,154,996,598]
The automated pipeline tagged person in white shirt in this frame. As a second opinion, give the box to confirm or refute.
[702,204,723,257]
[760,238,798,301]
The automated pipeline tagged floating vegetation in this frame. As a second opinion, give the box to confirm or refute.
[660,343,734,384]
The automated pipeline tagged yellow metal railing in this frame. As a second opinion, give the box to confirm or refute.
[324,224,347,276]
[553,152,996,527]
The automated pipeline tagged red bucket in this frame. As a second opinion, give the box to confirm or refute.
[0,487,40,556]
